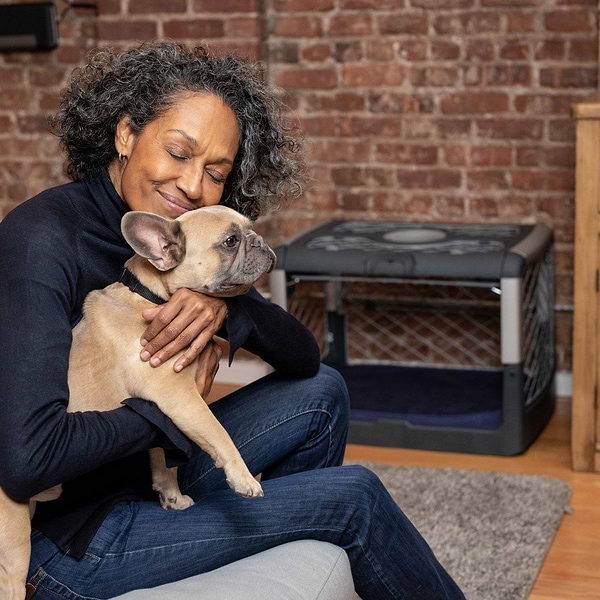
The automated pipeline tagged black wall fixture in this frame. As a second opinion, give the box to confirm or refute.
[0,3,58,52]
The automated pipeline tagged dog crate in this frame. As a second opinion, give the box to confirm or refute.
[270,220,555,456]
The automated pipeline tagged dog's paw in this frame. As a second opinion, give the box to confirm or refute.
[158,491,195,511]
[225,471,264,499]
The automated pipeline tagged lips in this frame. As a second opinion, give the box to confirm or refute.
[158,191,195,217]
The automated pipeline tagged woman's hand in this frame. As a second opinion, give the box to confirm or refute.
[139,288,227,373]
[194,339,223,401]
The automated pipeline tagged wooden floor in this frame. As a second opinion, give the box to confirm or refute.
[210,386,600,599]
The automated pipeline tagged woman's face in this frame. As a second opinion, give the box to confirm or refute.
[110,92,240,219]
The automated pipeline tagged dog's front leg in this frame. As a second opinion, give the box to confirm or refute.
[148,448,194,510]
[0,486,31,600]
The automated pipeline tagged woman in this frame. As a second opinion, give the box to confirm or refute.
[0,42,465,600]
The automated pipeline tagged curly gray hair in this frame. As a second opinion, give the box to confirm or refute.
[51,41,305,219]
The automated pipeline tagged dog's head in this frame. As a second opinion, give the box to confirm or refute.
[121,206,276,297]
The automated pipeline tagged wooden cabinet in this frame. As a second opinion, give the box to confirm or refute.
[572,102,600,472]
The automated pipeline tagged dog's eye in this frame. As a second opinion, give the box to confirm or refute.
[224,236,239,248]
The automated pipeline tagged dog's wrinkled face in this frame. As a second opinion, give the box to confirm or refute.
[121,206,276,296]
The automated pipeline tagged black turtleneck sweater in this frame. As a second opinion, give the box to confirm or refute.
[0,173,320,559]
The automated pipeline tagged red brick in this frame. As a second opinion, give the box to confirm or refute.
[194,0,257,10]
[275,0,334,10]
[226,16,264,37]
[404,120,436,139]
[441,93,508,114]
[270,42,299,64]
[339,0,404,8]
[470,197,499,217]
[499,197,533,218]
[310,190,338,211]
[343,64,405,87]
[481,0,543,5]
[412,0,472,6]
[366,40,394,61]
[545,147,575,167]
[299,116,337,137]
[369,92,429,113]
[468,171,509,191]
[549,119,576,141]
[29,67,65,87]
[329,14,372,36]
[340,117,402,137]
[434,196,466,218]
[404,195,434,215]
[512,170,544,191]
[569,39,597,61]
[547,170,574,191]
[39,92,61,112]
[16,115,51,134]
[96,20,158,40]
[129,0,186,12]
[411,67,458,87]
[302,44,331,62]
[514,94,578,115]
[98,0,122,15]
[476,119,543,139]
[535,40,566,60]
[545,10,593,32]
[517,147,542,166]
[434,12,500,35]
[57,44,87,64]
[535,196,574,219]
[541,67,597,88]
[372,192,403,213]
[434,119,472,139]
[163,19,223,38]
[367,168,395,186]
[397,170,461,189]
[500,40,529,60]
[484,65,531,86]
[0,89,32,110]
[0,66,24,85]
[305,93,365,112]
[507,12,535,33]
[379,14,428,35]
[0,115,13,133]
[431,41,460,60]
[206,41,263,61]
[340,193,370,211]
[331,167,365,186]
[335,42,363,62]
[471,146,512,166]
[310,140,370,163]
[376,144,437,165]
[276,68,337,90]
[275,16,322,37]
[397,40,427,61]
[444,146,467,167]
[466,40,494,61]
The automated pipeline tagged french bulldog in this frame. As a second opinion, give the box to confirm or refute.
[0,205,276,600]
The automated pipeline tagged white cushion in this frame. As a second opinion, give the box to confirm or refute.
[113,540,356,600]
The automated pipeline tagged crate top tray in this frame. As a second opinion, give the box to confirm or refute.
[274,221,552,279]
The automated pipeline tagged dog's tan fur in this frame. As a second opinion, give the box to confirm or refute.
[0,205,274,599]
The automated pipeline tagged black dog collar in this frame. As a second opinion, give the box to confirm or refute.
[118,268,168,305]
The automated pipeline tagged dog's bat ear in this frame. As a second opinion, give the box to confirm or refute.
[121,212,186,271]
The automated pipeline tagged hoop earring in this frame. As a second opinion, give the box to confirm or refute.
[118,152,126,163]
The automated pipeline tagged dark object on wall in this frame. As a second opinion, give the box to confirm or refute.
[0,2,58,52]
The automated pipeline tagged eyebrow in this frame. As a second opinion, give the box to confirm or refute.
[168,129,234,166]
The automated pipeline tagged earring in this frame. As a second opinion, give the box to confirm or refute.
[118,152,126,163]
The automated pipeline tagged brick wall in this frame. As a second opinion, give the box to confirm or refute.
[1,0,597,371]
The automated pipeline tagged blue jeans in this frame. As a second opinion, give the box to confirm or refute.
[27,364,465,600]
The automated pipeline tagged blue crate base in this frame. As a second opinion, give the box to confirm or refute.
[340,364,503,430]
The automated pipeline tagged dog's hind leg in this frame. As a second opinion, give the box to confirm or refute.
[148,448,194,510]
[0,486,31,600]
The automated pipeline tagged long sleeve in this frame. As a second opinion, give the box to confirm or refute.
[0,204,159,499]
[223,287,321,378]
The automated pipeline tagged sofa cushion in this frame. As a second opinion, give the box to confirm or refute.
[113,540,356,600]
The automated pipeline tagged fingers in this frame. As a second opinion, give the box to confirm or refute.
[140,289,227,369]
[195,341,223,399]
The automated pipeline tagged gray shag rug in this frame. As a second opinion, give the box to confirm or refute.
[345,460,572,600]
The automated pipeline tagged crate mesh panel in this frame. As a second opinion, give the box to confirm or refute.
[286,245,554,406]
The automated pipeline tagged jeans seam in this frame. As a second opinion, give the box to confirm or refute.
[38,571,103,600]
[181,408,333,493]
[102,527,346,558]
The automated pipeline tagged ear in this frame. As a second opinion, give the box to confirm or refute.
[121,212,186,271]
[114,115,135,158]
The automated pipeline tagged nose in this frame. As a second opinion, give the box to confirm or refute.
[176,163,203,202]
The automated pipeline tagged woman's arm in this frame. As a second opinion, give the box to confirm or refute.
[0,221,160,500]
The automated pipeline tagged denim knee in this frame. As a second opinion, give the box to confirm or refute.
[311,363,350,432]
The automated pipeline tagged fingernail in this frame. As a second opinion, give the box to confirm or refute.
[141,351,151,361]
[150,357,161,367]
[174,363,183,372]
[141,338,148,346]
